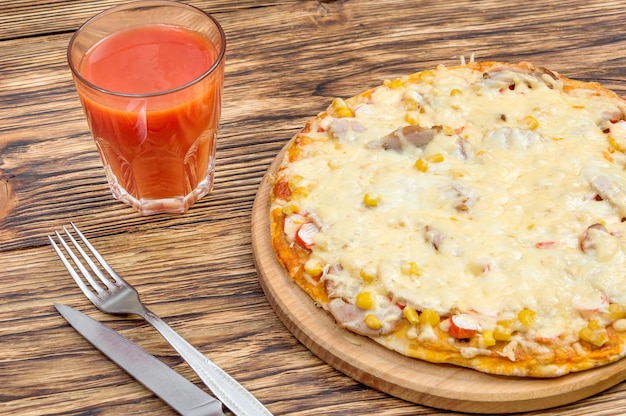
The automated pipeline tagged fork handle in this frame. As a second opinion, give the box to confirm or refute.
[142,308,272,416]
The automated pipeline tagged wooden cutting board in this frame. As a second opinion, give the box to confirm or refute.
[251,147,626,414]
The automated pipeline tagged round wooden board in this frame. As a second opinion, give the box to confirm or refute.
[251,146,626,414]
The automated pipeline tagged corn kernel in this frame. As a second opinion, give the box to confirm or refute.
[281,202,299,215]
[524,115,539,130]
[359,267,377,282]
[588,319,602,331]
[518,308,536,327]
[336,107,352,118]
[331,98,352,118]
[414,159,429,172]
[609,304,626,320]
[493,326,512,341]
[609,137,625,152]
[579,325,609,347]
[291,187,308,199]
[494,325,513,341]
[403,306,420,325]
[363,193,381,207]
[420,309,440,327]
[287,175,303,190]
[331,97,346,107]
[356,292,374,310]
[401,261,421,276]
[404,99,419,111]
[364,314,382,330]
[418,69,435,80]
[405,111,419,125]
[426,153,444,163]
[481,330,497,348]
[386,79,404,89]
[304,259,323,278]
[450,88,462,96]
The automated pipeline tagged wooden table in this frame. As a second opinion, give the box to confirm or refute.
[2,1,626,415]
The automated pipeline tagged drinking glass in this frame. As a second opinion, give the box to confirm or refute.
[68,0,226,215]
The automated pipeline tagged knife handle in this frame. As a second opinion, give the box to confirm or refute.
[142,308,272,416]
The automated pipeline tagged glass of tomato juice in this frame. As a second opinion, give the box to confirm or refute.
[67,1,226,215]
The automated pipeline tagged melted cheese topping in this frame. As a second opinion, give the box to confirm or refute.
[279,64,626,342]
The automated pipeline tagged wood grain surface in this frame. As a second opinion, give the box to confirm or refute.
[2,1,626,415]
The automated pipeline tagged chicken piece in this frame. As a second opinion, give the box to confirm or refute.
[424,225,444,251]
[580,223,620,262]
[367,125,441,152]
[590,176,626,218]
[479,65,559,91]
[450,183,476,212]
[327,298,402,336]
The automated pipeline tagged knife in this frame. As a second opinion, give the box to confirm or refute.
[54,303,224,416]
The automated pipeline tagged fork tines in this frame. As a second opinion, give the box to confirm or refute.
[49,223,119,297]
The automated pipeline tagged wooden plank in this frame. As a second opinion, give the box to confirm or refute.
[0,0,301,40]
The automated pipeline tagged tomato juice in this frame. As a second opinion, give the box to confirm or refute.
[70,17,225,214]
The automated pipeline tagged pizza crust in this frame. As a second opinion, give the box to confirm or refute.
[269,61,626,377]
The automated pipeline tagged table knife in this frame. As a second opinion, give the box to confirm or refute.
[54,303,224,416]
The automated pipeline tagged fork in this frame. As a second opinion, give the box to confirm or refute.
[49,223,272,416]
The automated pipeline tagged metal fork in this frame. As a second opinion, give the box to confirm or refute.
[49,223,272,416]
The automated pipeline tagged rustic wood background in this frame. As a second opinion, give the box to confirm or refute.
[2,1,626,415]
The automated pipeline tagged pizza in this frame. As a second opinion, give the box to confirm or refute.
[268,61,626,377]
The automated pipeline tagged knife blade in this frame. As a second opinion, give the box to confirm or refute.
[54,303,224,416]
